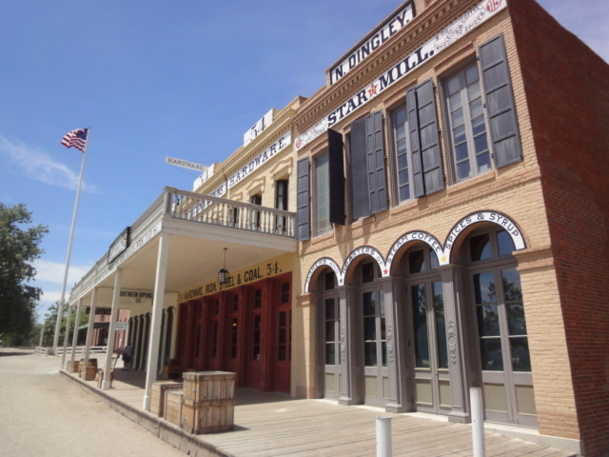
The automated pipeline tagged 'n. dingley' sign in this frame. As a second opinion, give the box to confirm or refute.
[330,2,414,85]
[297,0,508,150]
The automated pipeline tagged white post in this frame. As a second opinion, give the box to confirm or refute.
[81,287,98,380]
[68,299,83,372]
[143,232,169,410]
[60,304,74,367]
[53,135,89,354]
[376,415,392,457]
[471,387,486,457]
[103,269,122,390]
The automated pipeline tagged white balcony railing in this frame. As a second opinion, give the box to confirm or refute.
[69,187,296,300]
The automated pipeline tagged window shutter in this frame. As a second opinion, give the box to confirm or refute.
[407,87,425,198]
[350,118,371,219]
[478,34,522,168]
[296,158,310,241]
[366,111,388,214]
[408,80,444,197]
[328,129,345,226]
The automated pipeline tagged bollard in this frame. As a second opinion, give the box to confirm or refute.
[470,387,486,457]
[376,415,392,457]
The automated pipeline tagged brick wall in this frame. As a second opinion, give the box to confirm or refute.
[509,0,609,455]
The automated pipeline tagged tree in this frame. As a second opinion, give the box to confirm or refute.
[0,203,48,345]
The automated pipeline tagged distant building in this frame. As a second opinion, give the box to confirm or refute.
[68,0,609,455]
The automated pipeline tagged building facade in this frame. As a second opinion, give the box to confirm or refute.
[65,0,608,455]
[292,0,608,455]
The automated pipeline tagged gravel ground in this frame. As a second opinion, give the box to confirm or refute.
[0,348,186,457]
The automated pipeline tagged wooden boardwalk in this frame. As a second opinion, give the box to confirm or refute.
[61,359,577,457]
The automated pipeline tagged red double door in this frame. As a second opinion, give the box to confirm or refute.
[177,274,291,393]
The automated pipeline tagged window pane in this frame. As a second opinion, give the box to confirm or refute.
[364,316,376,341]
[400,184,410,201]
[325,298,335,319]
[497,230,515,256]
[429,250,439,270]
[362,263,375,283]
[447,74,462,95]
[365,342,377,366]
[455,142,469,162]
[315,152,330,233]
[510,337,531,372]
[502,268,522,302]
[449,92,462,110]
[477,304,500,336]
[477,151,491,173]
[409,250,425,273]
[480,338,503,371]
[326,321,335,341]
[470,234,491,261]
[326,343,335,365]
[470,98,484,118]
[453,124,466,144]
[474,272,496,304]
[506,303,527,335]
[412,285,429,368]
[465,64,479,85]
[451,108,465,129]
[472,115,486,136]
[474,133,489,155]
[457,160,470,181]
[433,282,448,369]
[363,291,375,315]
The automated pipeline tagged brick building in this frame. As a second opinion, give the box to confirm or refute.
[293,0,608,455]
[66,0,608,455]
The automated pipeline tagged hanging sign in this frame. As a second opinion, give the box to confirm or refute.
[296,0,508,150]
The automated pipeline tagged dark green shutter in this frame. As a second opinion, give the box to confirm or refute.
[350,118,370,219]
[408,79,444,197]
[350,112,387,218]
[328,129,345,226]
[478,34,522,168]
[366,111,388,214]
[296,158,310,241]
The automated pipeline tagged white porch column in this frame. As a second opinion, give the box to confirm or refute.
[60,303,74,368]
[68,298,83,372]
[159,309,169,375]
[81,287,98,380]
[143,232,169,410]
[102,269,122,390]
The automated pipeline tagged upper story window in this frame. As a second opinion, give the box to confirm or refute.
[391,105,413,203]
[445,64,491,182]
[315,151,331,234]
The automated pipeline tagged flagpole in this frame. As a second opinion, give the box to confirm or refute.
[52,129,90,357]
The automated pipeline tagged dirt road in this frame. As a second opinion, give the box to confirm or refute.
[0,348,185,457]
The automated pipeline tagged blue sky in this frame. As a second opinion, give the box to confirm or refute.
[1,0,607,323]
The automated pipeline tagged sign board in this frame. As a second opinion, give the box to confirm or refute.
[243,109,275,145]
[296,0,508,150]
[115,322,129,331]
[108,227,130,263]
[330,2,414,84]
[166,156,210,173]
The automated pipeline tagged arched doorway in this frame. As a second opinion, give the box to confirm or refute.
[463,226,536,426]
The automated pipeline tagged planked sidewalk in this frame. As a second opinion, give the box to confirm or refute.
[58,355,578,457]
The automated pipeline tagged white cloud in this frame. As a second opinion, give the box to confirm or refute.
[0,135,95,192]
[34,259,91,286]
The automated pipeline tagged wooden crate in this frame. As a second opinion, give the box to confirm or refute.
[182,371,236,403]
[181,398,235,434]
[150,381,183,417]
[163,390,183,427]
[83,365,97,381]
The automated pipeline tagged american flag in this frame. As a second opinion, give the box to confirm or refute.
[61,128,88,152]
